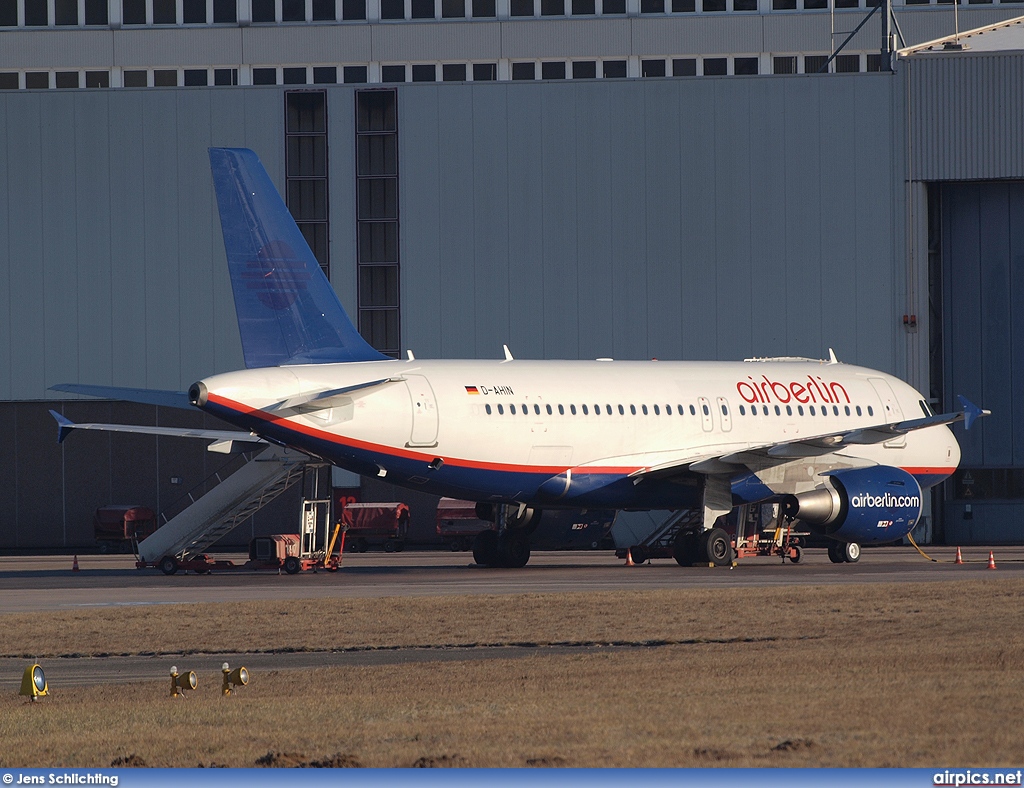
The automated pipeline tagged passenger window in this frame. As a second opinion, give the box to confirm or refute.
[510,404,517,415]
[665,404,671,415]
[774,406,780,416]
[486,404,492,415]
[856,406,862,416]
[630,405,637,415]
[868,406,874,416]
[797,405,804,416]
[654,405,660,415]
[642,405,649,415]
[534,404,540,415]
[786,405,792,416]
[739,405,745,415]
[844,406,851,416]
[558,404,564,415]
[690,405,696,415]
[606,405,612,415]
[546,404,552,415]
[521,404,527,413]
[618,404,624,415]
[498,404,504,414]
[570,405,577,415]
[582,404,589,415]
[721,404,728,415]
[677,405,684,415]
[702,404,709,416]
[833,406,839,415]
[809,405,815,415]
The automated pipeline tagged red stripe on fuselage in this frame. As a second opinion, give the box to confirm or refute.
[205,392,642,476]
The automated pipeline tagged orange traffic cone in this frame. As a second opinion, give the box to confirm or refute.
[72,555,79,572]
[955,547,963,565]
[987,551,997,570]
[625,548,636,567]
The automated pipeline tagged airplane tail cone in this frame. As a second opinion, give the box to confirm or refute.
[625,548,636,567]
[955,546,963,565]
[72,555,79,572]
[988,551,997,570]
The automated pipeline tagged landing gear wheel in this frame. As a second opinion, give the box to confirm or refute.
[788,545,803,564]
[843,542,861,563]
[630,544,648,565]
[672,530,701,567]
[159,556,178,576]
[702,528,733,567]
[498,532,531,568]
[472,530,500,566]
[283,556,302,574]
[828,542,845,563]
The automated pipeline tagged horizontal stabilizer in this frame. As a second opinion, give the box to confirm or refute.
[209,148,390,368]
[49,383,192,410]
[48,410,265,447]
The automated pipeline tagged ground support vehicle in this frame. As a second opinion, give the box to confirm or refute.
[341,502,410,552]
[139,529,346,575]
[616,504,808,566]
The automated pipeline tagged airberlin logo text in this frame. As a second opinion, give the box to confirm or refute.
[736,375,850,406]
[850,492,921,509]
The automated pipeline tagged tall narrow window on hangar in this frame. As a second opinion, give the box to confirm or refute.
[355,89,400,358]
[285,90,330,278]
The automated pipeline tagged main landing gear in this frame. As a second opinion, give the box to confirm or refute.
[827,541,861,563]
[671,527,734,567]
[472,504,541,568]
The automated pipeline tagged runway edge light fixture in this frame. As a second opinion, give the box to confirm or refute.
[170,665,197,698]
[20,664,48,701]
[222,663,249,696]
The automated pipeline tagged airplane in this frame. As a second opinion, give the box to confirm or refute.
[52,147,988,569]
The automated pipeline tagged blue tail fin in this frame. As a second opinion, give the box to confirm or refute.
[209,147,389,368]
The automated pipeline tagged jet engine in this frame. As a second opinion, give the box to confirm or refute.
[780,466,923,544]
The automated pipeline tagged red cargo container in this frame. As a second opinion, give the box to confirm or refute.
[435,498,490,551]
[94,505,157,553]
[340,502,410,552]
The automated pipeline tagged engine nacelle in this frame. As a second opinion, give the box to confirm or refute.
[781,466,923,545]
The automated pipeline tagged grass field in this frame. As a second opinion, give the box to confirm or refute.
[2,579,1023,767]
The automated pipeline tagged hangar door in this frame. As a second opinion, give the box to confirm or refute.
[935,181,1024,544]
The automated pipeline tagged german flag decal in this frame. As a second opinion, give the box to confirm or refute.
[465,386,480,395]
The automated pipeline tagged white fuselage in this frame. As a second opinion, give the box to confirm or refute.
[195,357,960,511]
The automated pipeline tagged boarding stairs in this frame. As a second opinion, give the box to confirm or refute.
[638,509,703,557]
[137,446,308,563]
[615,508,704,562]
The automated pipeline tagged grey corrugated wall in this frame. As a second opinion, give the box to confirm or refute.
[397,74,905,371]
[907,52,1024,182]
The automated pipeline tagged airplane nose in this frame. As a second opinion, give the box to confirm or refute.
[189,381,208,407]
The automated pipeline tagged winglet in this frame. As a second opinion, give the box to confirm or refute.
[957,395,990,430]
[49,410,76,444]
[503,344,514,361]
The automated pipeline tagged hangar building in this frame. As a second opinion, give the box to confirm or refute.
[0,2,1020,549]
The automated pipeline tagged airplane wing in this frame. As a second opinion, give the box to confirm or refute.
[49,411,266,453]
[49,383,193,409]
[628,395,989,480]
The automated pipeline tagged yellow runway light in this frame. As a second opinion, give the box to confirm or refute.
[222,663,249,696]
[20,664,48,701]
[170,666,197,698]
